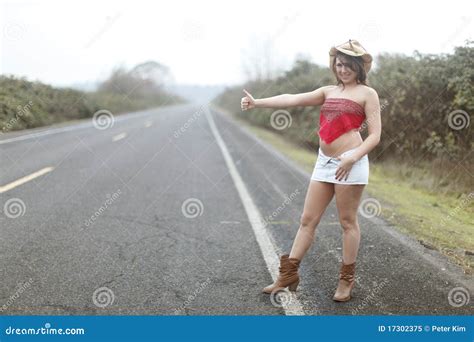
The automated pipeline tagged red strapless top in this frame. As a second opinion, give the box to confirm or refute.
[319,98,366,144]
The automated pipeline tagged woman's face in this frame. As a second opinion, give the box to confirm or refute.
[335,57,357,84]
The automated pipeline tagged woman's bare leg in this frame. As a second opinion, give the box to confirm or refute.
[333,184,365,299]
[263,180,334,293]
[334,184,365,264]
[289,180,335,260]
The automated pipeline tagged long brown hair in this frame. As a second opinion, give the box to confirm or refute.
[332,51,368,88]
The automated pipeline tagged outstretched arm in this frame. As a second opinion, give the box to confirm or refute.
[241,86,331,110]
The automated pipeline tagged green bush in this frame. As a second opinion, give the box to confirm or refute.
[0,63,185,133]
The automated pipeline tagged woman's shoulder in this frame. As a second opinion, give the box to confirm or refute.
[360,84,378,97]
[359,85,380,110]
[322,85,339,97]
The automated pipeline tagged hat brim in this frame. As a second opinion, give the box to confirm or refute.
[329,47,373,73]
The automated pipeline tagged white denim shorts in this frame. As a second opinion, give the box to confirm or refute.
[311,147,369,185]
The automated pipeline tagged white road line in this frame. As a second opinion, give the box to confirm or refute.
[0,167,54,193]
[144,121,153,128]
[112,132,127,141]
[210,104,310,182]
[204,105,305,316]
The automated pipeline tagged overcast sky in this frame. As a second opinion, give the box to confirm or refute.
[1,0,472,87]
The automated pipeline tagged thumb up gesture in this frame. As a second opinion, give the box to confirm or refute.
[241,89,256,111]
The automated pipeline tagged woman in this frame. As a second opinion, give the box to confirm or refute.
[240,39,381,302]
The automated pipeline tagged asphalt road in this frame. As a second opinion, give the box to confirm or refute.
[1,103,472,315]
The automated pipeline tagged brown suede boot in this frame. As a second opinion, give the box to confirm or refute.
[333,262,356,302]
[262,254,301,294]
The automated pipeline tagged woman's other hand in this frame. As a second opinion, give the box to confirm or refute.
[334,155,357,181]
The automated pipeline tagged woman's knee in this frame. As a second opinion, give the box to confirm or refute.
[339,217,359,231]
[299,213,321,231]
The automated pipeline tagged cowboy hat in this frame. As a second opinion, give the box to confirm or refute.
[329,39,373,73]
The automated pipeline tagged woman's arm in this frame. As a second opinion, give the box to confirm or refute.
[241,86,331,110]
[348,88,382,162]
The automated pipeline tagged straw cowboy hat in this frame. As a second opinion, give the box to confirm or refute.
[329,39,373,73]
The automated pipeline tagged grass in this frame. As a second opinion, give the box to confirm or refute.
[213,105,474,274]
[369,164,473,272]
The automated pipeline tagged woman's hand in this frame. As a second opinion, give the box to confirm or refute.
[241,89,256,111]
[334,155,357,181]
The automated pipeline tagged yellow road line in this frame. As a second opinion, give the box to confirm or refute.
[112,133,127,141]
[0,166,54,193]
